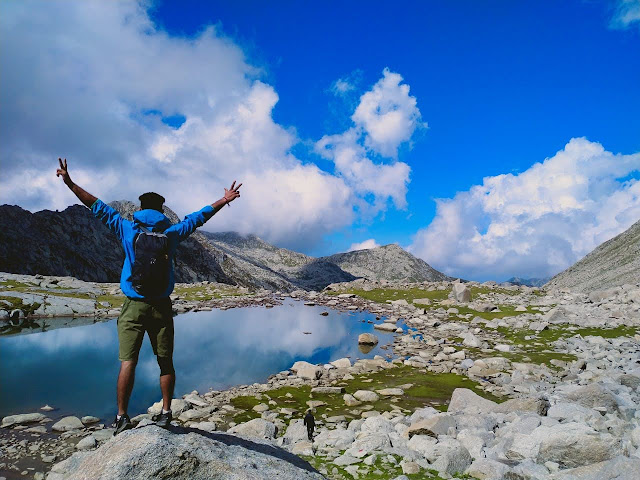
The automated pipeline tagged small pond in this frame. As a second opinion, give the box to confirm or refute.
[0,300,402,421]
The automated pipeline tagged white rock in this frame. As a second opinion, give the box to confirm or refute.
[228,418,277,439]
[353,390,379,402]
[52,416,84,432]
[290,361,323,380]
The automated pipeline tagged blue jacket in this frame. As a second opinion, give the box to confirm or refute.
[91,199,215,299]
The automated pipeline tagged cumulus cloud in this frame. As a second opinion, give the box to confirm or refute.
[347,239,380,251]
[0,2,425,250]
[410,138,640,281]
[316,69,423,213]
[610,0,640,29]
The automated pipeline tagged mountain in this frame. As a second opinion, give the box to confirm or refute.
[506,277,550,288]
[323,244,451,283]
[545,219,640,292]
[0,202,449,291]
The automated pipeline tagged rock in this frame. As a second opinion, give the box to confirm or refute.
[52,416,85,432]
[346,432,391,458]
[178,409,211,422]
[253,403,270,413]
[413,298,431,305]
[431,438,473,475]
[353,390,379,402]
[76,435,96,450]
[566,384,620,413]
[290,441,313,456]
[192,422,217,433]
[311,386,345,394]
[493,397,550,416]
[401,461,420,474]
[333,454,361,466]
[290,361,323,380]
[549,456,640,480]
[358,333,378,345]
[183,393,209,408]
[462,332,482,348]
[228,418,277,439]
[81,416,100,425]
[40,405,55,412]
[406,414,456,438]
[465,458,511,480]
[344,394,361,407]
[1,412,46,428]
[373,322,396,332]
[407,434,438,457]
[376,388,404,396]
[282,420,308,446]
[494,344,511,352]
[148,399,188,416]
[537,423,621,468]
[453,283,471,302]
[447,388,498,415]
[47,425,323,479]
[330,358,351,369]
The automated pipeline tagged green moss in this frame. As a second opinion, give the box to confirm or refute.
[328,287,451,305]
[449,304,538,321]
[0,295,41,316]
[470,286,520,297]
[0,280,37,289]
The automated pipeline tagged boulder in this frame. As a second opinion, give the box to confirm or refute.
[76,435,96,451]
[330,358,351,369]
[453,283,471,302]
[447,388,497,415]
[290,361,323,380]
[282,420,308,446]
[343,394,361,407]
[465,458,511,480]
[46,425,323,479]
[406,414,456,438]
[462,332,482,348]
[1,412,47,428]
[549,456,640,480]
[228,418,277,439]
[373,323,396,332]
[358,333,378,345]
[376,388,404,396]
[148,399,188,416]
[430,438,473,475]
[353,390,379,402]
[493,397,549,416]
[566,384,620,414]
[52,416,85,432]
[311,386,344,394]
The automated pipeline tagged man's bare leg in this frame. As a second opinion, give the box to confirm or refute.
[160,373,175,411]
[117,360,137,415]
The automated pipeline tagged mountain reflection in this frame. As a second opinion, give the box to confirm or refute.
[0,300,397,420]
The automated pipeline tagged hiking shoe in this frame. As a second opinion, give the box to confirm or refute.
[113,414,133,436]
[152,411,172,428]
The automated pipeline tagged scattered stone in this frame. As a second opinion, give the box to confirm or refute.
[353,390,379,402]
[52,416,85,432]
[1,413,47,428]
[358,333,379,345]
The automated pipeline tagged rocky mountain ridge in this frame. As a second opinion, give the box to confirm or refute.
[546,219,640,293]
[0,202,449,291]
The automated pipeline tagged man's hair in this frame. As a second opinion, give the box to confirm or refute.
[139,192,165,212]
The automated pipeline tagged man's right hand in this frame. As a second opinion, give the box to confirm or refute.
[56,157,73,187]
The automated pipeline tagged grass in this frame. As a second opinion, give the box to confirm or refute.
[172,284,249,301]
[328,288,451,304]
[226,364,501,428]
[0,295,42,316]
[447,305,539,321]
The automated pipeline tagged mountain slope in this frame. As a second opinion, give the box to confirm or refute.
[0,203,451,291]
[545,219,640,292]
[322,244,452,283]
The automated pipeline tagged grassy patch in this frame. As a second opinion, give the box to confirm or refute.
[225,364,501,430]
[173,284,249,301]
[0,295,41,316]
[0,279,37,289]
[470,286,520,297]
[449,305,538,321]
[328,288,451,305]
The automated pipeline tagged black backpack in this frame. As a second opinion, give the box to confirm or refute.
[130,225,170,297]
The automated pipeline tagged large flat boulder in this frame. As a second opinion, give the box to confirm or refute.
[46,425,323,480]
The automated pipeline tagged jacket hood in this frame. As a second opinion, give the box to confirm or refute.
[133,209,172,231]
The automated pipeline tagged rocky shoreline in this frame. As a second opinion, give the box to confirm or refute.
[2,273,640,479]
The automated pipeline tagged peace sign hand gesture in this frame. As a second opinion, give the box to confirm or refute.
[56,157,73,187]
[223,181,242,206]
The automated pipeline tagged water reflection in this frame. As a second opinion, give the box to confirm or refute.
[0,300,398,420]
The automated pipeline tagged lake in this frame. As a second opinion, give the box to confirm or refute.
[0,299,400,421]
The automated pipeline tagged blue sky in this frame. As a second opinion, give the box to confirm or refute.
[1,0,639,281]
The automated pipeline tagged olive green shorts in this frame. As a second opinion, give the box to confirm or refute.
[117,297,174,361]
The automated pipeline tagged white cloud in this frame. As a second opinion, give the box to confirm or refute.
[610,0,640,29]
[347,239,380,252]
[331,79,356,96]
[352,69,425,158]
[410,138,640,281]
[0,1,369,250]
[316,69,422,214]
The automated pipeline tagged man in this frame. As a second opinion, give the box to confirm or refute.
[56,158,242,435]
[303,410,315,441]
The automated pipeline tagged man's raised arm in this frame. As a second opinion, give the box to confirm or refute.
[56,158,97,208]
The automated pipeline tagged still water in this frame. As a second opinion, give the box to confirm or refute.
[0,300,399,421]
